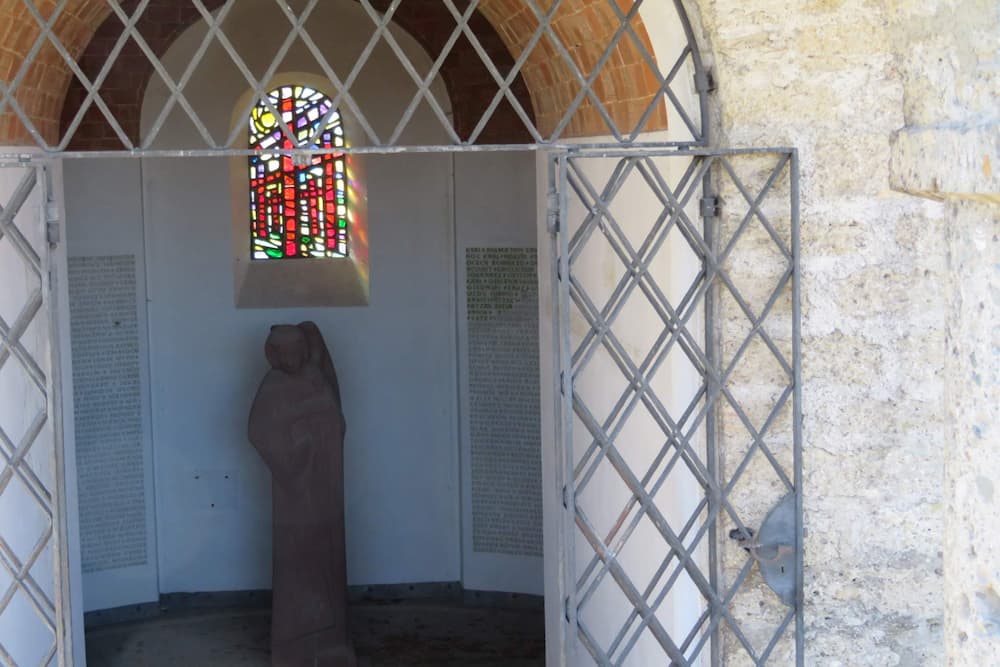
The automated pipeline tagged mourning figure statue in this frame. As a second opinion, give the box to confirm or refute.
[248,322,355,667]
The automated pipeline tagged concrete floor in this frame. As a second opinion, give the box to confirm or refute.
[85,599,545,666]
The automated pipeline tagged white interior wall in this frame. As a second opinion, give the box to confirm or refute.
[63,160,159,612]
[455,152,542,596]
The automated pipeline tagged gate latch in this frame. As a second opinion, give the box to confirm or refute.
[729,494,797,606]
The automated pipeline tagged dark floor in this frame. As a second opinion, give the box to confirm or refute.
[85,599,545,667]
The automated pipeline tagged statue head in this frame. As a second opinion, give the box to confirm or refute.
[297,321,327,367]
[265,325,309,374]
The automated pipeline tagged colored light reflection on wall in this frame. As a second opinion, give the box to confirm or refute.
[249,85,349,260]
[344,154,370,285]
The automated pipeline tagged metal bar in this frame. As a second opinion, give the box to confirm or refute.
[703,159,722,667]
[760,607,796,663]
[0,143,754,161]
[672,0,711,145]
[0,408,53,510]
[41,162,74,667]
[556,149,800,666]
[546,153,572,665]
[563,157,719,495]
[601,494,708,661]
[791,149,804,667]
[555,153,579,658]
[575,443,688,608]
[570,397,736,624]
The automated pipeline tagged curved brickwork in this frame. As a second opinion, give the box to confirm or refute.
[0,0,667,147]
[478,0,668,137]
[0,0,107,144]
[57,0,537,148]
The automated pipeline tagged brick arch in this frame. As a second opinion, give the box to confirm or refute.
[478,0,668,138]
[0,0,670,147]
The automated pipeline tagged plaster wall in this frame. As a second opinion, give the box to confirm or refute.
[454,151,543,596]
[62,159,159,611]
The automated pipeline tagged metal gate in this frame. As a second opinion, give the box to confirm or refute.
[0,0,802,664]
[0,163,71,667]
[550,148,801,665]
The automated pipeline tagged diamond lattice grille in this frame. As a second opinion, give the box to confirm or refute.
[554,149,801,666]
[0,0,708,157]
[0,166,60,667]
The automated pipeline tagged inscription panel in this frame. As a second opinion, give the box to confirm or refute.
[68,255,147,573]
[466,247,542,557]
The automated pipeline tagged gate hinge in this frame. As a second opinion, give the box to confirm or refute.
[46,222,61,247]
[562,484,570,509]
[700,196,721,219]
[45,202,61,247]
[694,68,717,93]
[546,190,560,234]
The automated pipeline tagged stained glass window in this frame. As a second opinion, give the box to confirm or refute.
[249,86,348,260]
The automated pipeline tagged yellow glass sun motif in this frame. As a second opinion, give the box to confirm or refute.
[251,105,277,137]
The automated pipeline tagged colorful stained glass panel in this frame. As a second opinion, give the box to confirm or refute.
[249,86,348,260]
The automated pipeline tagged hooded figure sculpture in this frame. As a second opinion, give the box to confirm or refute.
[248,323,355,667]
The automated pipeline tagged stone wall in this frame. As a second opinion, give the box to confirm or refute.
[886,1,999,664]
[694,0,959,662]
[942,200,999,666]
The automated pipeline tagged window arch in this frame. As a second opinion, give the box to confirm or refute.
[249,85,348,260]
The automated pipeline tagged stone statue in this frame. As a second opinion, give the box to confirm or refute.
[248,323,355,667]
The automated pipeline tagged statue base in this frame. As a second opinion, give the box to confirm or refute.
[273,629,357,667]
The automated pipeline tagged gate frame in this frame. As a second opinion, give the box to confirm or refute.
[0,159,85,667]
[542,145,802,666]
[12,143,802,666]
